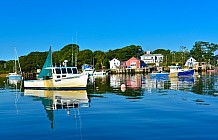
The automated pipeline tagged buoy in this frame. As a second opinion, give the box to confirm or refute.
[121,84,126,92]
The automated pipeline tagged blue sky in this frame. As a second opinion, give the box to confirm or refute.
[1,0,218,60]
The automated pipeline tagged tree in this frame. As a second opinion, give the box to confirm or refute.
[190,41,218,65]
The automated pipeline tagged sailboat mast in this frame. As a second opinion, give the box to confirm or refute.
[75,32,77,67]
[51,46,52,67]
[14,47,17,74]
[72,37,74,66]
[15,47,22,74]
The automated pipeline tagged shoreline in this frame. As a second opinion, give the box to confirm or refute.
[0,74,7,77]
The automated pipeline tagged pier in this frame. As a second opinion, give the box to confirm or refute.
[110,67,152,74]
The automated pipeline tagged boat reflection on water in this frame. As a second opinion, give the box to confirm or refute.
[6,79,23,92]
[109,74,195,93]
[8,79,21,85]
[145,76,195,92]
[24,89,89,128]
[169,77,194,90]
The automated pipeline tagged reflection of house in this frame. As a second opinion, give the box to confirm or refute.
[110,74,143,90]
[140,51,163,64]
[110,58,120,69]
[126,75,141,89]
[193,62,207,71]
[126,57,146,69]
[185,57,196,68]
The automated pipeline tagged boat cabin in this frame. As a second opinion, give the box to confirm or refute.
[169,66,182,73]
[43,67,79,80]
[53,67,78,75]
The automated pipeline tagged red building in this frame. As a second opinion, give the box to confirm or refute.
[126,57,141,68]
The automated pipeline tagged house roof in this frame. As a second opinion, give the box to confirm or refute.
[110,58,120,62]
[187,57,196,61]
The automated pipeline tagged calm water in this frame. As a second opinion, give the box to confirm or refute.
[0,73,218,140]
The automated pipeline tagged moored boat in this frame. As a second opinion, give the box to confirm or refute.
[82,64,95,76]
[7,47,22,80]
[93,70,107,77]
[150,72,169,78]
[24,47,88,90]
[169,65,194,78]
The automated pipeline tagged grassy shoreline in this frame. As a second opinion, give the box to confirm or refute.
[0,74,7,77]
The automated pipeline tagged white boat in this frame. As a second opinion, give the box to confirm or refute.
[150,72,169,78]
[169,65,194,78]
[24,47,88,90]
[7,48,22,80]
[82,64,95,76]
[93,70,107,77]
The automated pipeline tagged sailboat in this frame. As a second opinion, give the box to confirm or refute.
[7,47,22,80]
[24,47,88,90]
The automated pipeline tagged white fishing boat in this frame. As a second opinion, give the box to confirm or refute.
[7,47,22,80]
[24,47,88,90]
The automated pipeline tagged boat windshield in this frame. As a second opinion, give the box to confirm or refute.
[55,68,61,74]
[54,67,78,74]
[67,68,72,73]
[72,68,78,74]
[62,68,67,74]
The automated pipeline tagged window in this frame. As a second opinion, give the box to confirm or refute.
[61,68,67,74]
[72,68,78,74]
[67,68,72,74]
[55,68,61,74]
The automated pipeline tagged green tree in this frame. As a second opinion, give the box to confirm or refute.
[190,41,218,65]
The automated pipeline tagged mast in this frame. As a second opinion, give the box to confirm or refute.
[75,32,77,67]
[71,37,74,66]
[14,47,17,73]
[50,46,52,68]
[15,47,22,74]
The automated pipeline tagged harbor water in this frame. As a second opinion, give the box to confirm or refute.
[0,73,218,140]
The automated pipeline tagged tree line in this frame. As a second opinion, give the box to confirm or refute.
[0,41,218,74]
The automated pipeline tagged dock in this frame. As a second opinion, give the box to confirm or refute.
[110,67,152,74]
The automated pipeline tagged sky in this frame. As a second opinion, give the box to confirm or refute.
[1,0,218,60]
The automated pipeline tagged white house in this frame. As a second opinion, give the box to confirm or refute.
[140,51,163,65]
[185,57,196,68]
[110,58,120,69]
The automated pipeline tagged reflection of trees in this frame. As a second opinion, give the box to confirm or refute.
[191,74,218,96]
[0,77,7,88]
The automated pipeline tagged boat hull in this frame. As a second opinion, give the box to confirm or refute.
[169,69,194,78]
[7,74,22,80]
[24,74,88,90]
[150,73,169,78]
